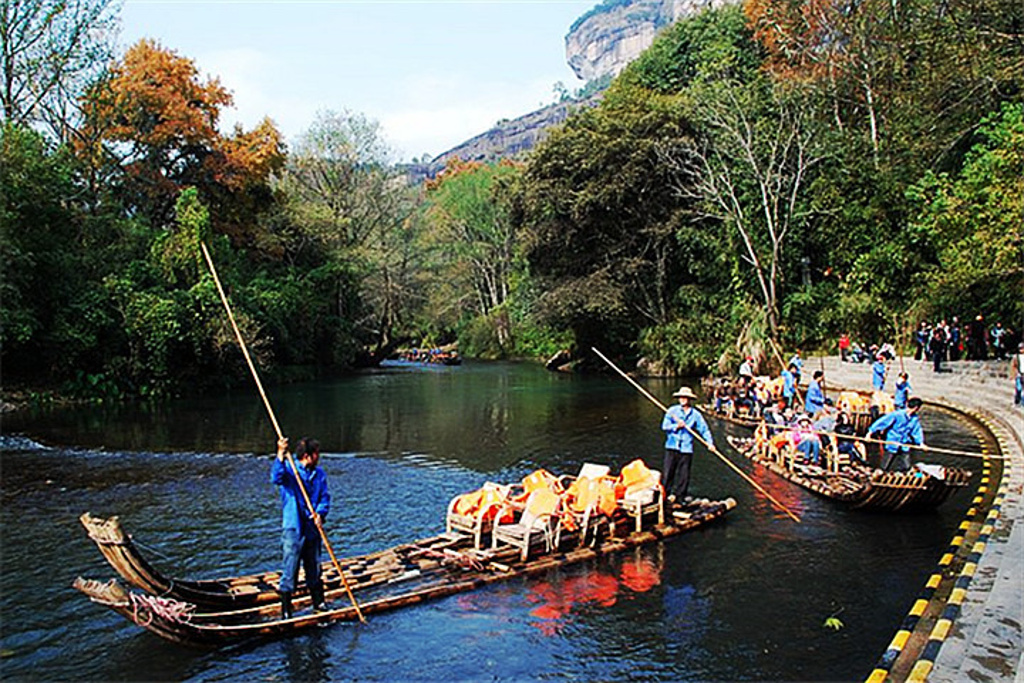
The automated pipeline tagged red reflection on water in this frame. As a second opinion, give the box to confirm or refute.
[620,554,661,593]
[750,462,807,524]
[526,554,663,635]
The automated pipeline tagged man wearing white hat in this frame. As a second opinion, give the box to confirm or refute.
[661,386,714,504]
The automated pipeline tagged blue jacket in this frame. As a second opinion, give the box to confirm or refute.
[868,409,923,453]
[781,369,796,398]
[894,379,911,409]
[872,361,887,390]
[271,458,330,533]
[805,380,825,414]
[662,405,714,453]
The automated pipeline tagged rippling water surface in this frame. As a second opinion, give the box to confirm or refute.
[1,361,981,681]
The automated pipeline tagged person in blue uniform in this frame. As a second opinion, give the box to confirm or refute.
[661,386,714,504]
[804,370,826,415]
[788,351,804,384]
[871,354,888,390]
[867,397,925,472]
[272,436,331,619]
[781,363,797,403]
[894,372,911,409]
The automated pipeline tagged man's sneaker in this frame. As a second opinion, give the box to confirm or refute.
[313,602,329,613]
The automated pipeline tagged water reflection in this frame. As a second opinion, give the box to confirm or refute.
[0,362,985,682]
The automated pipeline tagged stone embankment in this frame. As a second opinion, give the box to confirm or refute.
[821,355,1022,682]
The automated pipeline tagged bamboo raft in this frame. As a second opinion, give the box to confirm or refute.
[726,432,971,512]
[75,498,735,647]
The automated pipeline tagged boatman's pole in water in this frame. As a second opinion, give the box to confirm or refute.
[593,348,802,523]
[200,242,366,623]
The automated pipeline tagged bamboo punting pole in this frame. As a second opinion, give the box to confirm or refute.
[775,423,1002,461]
[200,242,366,623]
[819,353,828,403]
[592,348,801,523]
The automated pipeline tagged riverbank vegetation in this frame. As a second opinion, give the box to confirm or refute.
[2,0,1021,399]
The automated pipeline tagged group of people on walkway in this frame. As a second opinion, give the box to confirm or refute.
[914,316,1018,363]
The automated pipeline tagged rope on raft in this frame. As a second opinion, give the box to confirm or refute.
[130,592,194,626]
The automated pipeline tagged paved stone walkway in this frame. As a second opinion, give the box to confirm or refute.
[818,356,1022,682]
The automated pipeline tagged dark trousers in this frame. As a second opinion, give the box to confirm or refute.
[881,449,912,472]
[279,527,322,594]
[662,449,694,499]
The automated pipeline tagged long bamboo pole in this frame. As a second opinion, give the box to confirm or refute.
[592,348,801,523]
[805,425,1002,461]
[200,242,366,623]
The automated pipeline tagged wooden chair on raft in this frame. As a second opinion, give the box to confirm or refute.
[559,463,617,547]
[446,482,514,549]
[616,459,665,532]
[492,487,563,561]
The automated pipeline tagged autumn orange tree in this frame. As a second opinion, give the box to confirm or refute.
[77,39,284,239]
[745,0,1023,167]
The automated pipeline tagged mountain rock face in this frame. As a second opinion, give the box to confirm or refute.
[402,96,600,183]
[566,0,728,81]
[404,0,728,182]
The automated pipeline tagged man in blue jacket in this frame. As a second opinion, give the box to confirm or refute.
[661,386,714,504]
[871,354,888,390]
[272,436,331,619]
[894,372,912,409]
[867,397,925,472]
[804,370,826,415]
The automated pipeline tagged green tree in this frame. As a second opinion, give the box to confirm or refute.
[274,109,411,361]
[421,159,521,350]
[0,0,120,139]
[908,103,1024,324]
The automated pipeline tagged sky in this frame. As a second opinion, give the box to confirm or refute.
[118,0,600,162]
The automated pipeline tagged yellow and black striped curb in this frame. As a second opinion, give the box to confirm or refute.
[865,405,1013,683]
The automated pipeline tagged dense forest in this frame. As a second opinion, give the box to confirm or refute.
[2,0,1022,401]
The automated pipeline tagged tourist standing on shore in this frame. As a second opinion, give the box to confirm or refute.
[1012,342,1024,408]
[949,317,962,361]
[839,334,851,362]
[872,354,888,390]
[991,322,1008,360]
[969,314,988,360]
[915,322,930,361]
[929,327,947,373]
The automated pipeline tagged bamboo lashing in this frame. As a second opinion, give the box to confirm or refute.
[592,347,802,523]
[200,242,366,623]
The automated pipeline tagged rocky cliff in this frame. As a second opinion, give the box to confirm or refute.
[402,96,600,183]
[566,0,729,81]
[404,0,727,182]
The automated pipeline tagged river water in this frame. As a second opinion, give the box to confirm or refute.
[0,361,980,681]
